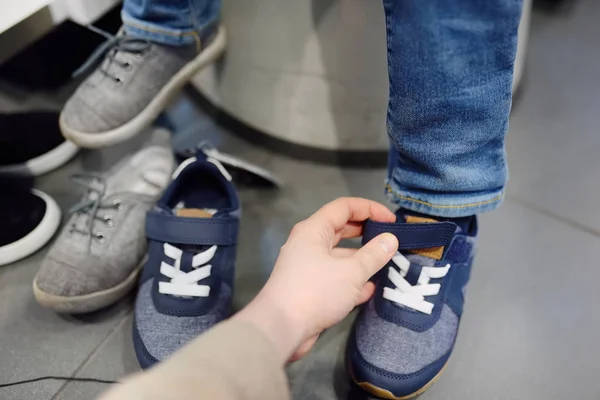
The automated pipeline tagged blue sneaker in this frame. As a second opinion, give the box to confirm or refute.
[347,211,477,399]
[132,152,240,369]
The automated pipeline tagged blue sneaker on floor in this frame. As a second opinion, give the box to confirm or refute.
[132,151,240,369]
[347,211,477,399]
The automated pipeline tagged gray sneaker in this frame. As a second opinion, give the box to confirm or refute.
[59,25,226,149]
[33,129,175,314]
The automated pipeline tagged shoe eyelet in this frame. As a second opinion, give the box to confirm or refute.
[104,215,114,227]
[122,61,132,70]
[113,76,124,86]
[112,200,123,211]
[94,232,106,243]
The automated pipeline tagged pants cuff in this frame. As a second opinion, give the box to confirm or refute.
[385,180,504,218]
[122,13,200,47]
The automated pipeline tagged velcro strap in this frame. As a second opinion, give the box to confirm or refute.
[146,212,239,246]
[362,220,456,250]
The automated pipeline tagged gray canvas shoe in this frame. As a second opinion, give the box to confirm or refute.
[60,25,226,149]
[33,129,175,314]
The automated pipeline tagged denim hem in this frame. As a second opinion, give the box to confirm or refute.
[385,181,504,218]
[122,13,204,48]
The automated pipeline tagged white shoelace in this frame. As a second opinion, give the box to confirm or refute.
[158,243,217,297]
[382,252,450,315]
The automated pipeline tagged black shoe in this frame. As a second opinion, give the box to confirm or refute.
[0,111,78,176]
[0,182,61,266]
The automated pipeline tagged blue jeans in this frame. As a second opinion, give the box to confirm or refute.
[122,0,220,46]
[123,0,523,217]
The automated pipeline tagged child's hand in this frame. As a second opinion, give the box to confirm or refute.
[235,197,399,362]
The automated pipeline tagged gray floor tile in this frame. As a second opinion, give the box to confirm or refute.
[54,316,138,400]
[427,200,600,399]
[0,251,131,400]
[506,0,600,232]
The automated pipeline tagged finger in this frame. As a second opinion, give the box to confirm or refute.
[288,334,320,362]
[314,197,396,229]
[352,233,398,281]
[356,282,376,305]
[337,221,363,241]
[331,248,358,258]
[305,198,396,247]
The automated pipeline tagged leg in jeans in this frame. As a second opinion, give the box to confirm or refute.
[385,0,522,217]
[122,0,221,48]
[348,1,523,398]
[60,0,223,148]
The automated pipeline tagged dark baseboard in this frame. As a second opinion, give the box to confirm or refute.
[184,85,389,168]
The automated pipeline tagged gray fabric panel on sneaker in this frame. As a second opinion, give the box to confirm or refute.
[62,42,197,133]
[356,300,458,375]
[135,279,231,361]
[37,195,152,296]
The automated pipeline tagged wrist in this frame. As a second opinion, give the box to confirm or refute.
[233,290,306,364]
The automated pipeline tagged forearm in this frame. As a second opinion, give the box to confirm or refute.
[100,318,291,400]
[233,289,307,363]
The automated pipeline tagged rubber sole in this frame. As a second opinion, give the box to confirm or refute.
[33,256,146,314]
[349,362,448,400]
[0,140,78,176]
[60,25,227,149]
[0,190,61,266]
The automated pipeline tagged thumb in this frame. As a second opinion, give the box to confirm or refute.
[352,233,398,281]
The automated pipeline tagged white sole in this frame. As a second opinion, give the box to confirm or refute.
[0,140,79,176]
[0,190,61,266]
[33,256,147,314]
[60,25,228,149]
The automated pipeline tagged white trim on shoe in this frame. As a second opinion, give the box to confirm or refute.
[60,25,227,149]
[0,189,61,266]
[0,141,79,176]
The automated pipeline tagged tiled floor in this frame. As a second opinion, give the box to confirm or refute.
[2,1,600,399]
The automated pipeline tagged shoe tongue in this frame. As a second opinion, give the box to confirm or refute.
[171,202,224,219]
[395,210,445,262]
[175,208,215,218]
[396,209,472,233]
[395,209,438,224]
